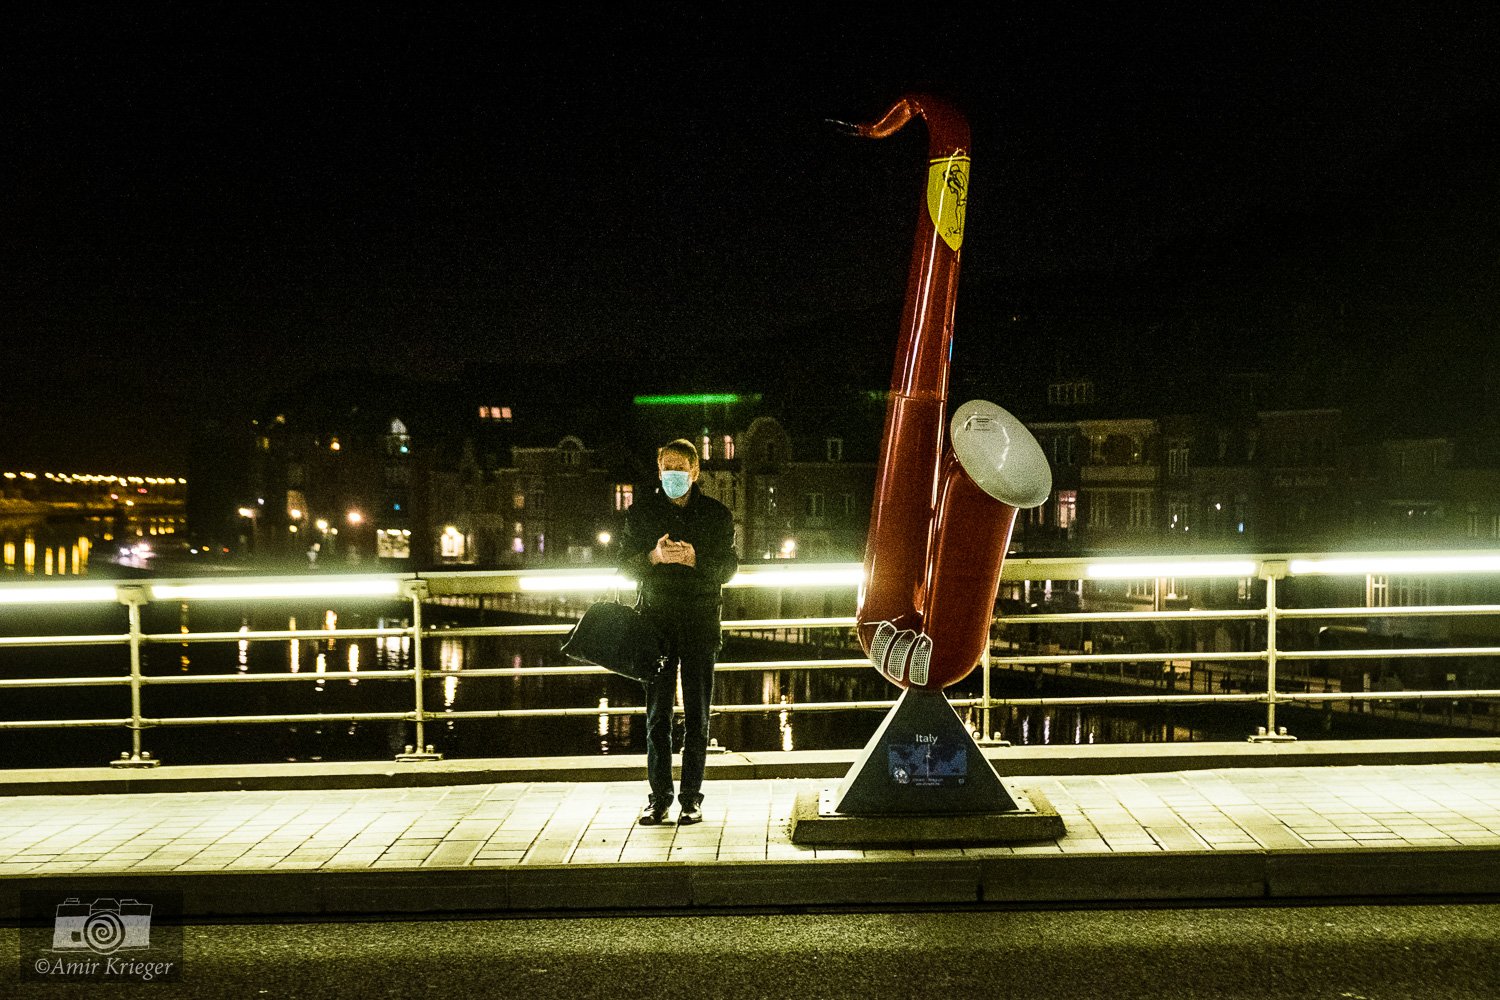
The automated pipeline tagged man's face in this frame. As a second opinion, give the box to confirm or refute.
[658,451,699,483]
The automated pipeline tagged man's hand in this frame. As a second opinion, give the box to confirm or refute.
[649,534,696,567]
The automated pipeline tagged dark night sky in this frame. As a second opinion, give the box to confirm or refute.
[5,6,1499,470]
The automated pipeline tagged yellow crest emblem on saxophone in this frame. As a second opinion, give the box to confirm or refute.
[927,154,970,251]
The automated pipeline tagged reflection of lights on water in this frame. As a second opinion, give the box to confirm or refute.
[598,698,610,737]
[376,618,408,667]
[439,641,462,708]
[238,624,250,672]
[779,704,794,752]
[324,610,337,649]
[289,616,300,674]
[347,643,360,685]
[178,603,192,670]
[315,652,327,690]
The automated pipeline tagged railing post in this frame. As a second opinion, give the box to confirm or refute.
[396,578,442,761]
[1249,561,1296,743]
[975,620,1010,747]
[981,638,992,738]
[110,584,159,768]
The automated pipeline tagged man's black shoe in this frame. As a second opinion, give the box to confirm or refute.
[638,802,670,825]
[677,805,704,826]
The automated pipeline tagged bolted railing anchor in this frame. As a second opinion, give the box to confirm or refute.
[110,750,160,769]
[396,743,443,762]
[706,738,730,755]
[1247,725,1298,744]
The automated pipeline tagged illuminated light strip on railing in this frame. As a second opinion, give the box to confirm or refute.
[727,565,863,588]
[1288,554,1500,576]
[1085,560,1258,580]
[150,579,403,601]
[516,574,637,593]
[514,565,863,592]
[0,586,120,605]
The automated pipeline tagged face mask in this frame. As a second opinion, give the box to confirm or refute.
[660,470,692,499]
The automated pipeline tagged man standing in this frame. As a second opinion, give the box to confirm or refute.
[618,438,738,825]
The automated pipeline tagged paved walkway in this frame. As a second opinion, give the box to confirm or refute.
[3,761,1500,915]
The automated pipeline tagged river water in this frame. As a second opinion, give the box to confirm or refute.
[0,594,1464,771]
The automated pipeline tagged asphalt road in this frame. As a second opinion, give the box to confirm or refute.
[7,902,1500,999]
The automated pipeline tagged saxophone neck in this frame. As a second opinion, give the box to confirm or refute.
[849,94,970,159]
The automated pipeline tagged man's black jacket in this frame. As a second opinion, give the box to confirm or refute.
[617,484,738,647]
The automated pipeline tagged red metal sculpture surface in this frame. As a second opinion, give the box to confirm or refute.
[851,94,1052,691]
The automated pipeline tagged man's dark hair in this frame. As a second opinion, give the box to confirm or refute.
[657,438,700,467]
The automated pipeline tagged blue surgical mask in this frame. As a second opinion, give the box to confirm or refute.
[660,470,692,499]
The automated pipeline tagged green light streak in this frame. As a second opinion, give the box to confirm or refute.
[632,393,751,406]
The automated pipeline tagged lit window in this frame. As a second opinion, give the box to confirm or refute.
[513,492,525,510]
[376,529,411,560]
[826,438,843,462]
[614,484,633,511]
[1056,490,1077,529]
[701,435,712,461]
[723,435,735,460]
[440,526,468,560]
[512,536,525,554]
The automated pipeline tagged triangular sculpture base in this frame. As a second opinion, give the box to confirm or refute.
[790,688,1066,845]
[834,687,1019,814]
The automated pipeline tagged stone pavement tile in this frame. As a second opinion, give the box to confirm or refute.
[422,840,483,867]
[1146,827,1213,852]
[1058,839,1110,854]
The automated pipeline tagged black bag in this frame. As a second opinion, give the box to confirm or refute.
[561,600,666,682]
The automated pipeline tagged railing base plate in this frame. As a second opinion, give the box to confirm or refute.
[1247,726,1298,744]
[396,744,444,762]
[109,753,161,769]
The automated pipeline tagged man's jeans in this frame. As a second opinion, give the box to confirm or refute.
[644,640,716,810]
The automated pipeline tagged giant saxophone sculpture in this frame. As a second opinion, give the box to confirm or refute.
[850,94,1052,692]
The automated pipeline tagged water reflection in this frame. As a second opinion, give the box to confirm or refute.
[439,639,462,709]
[0,527,92,576]
[0,599,1286,771]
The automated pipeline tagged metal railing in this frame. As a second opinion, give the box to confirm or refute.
[0,550,1498,766]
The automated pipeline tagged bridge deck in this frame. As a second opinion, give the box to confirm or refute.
[2,749,1499,916]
